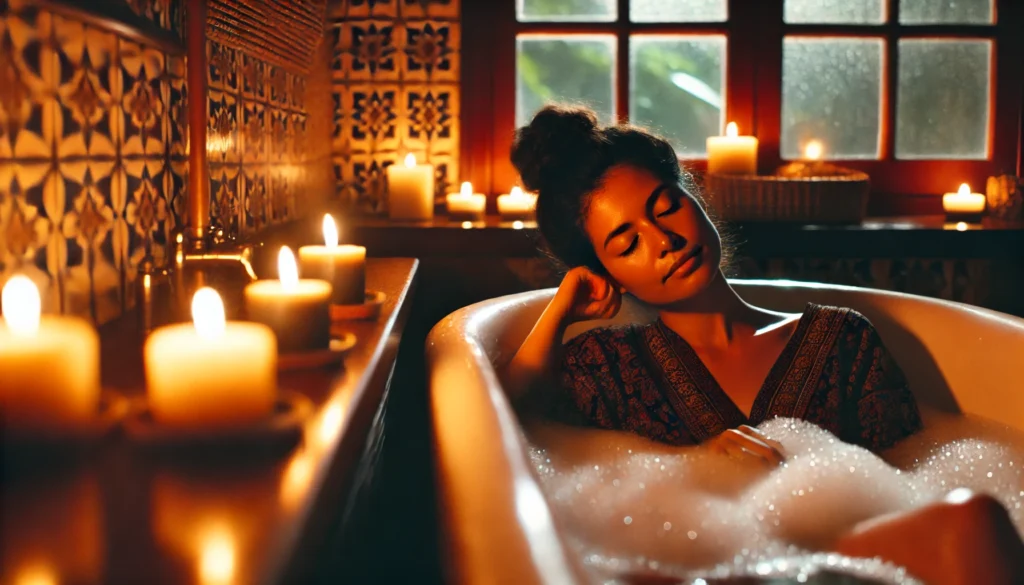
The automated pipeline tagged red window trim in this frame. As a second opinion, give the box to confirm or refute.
[461,0,1024,215]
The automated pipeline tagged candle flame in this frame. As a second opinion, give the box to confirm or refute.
[956,222,968,231]
[2,275,41,336]
[803,140,823,161]
[322,214,338,248]
[958,183,971,196]
[198,522,236,585]
[278,246,299,291]
[460,181,472,197]
[192,287,226,341]
[725,122,738,137]
[404,153,416,168]
[509,186,523,198]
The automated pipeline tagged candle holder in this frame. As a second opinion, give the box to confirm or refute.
[704,168,870,224]
[278,331,358,371]
[329,290,388,322]
[2,391,130,452]
[123,391,314,454]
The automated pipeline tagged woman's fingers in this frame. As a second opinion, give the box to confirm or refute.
[739,424,786,455]
[720,429,784,466]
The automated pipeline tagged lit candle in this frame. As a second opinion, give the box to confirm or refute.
[0,275,100,431]
[446,181,486,220]
[706,122,758,175]
[298,214,366,306]
[943,183,986,221]
[145,288,277,429]
[244,247,332,353]
[496,186,537,221]
[386,153,435,221]
[803,140,824,161]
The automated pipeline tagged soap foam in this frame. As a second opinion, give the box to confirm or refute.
[526,412,1024,584]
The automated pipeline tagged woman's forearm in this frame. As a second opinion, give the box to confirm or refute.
[500,291,574,403]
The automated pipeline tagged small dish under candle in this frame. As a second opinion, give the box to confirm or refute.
[329,290,387,322]
[278,332,358,371]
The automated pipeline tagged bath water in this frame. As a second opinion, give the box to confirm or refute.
[525,411,1024,584]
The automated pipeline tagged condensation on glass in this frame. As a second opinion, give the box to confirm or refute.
[517,0,616,22]
[896,39,992,160]
[631,0,727,23]
[784,0,886,24]
[781,37,884,160]
[900,0,995,24]
[515,35,617,127]
[629,35,726,157]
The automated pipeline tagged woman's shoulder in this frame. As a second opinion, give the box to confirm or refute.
[805,302,880,336]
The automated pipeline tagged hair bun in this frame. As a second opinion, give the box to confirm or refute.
[511,105,605,194]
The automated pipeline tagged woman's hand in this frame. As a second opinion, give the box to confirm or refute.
[706,425,786,467]
[554,266,622,325]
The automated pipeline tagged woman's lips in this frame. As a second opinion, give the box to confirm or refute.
[662,245,704,283]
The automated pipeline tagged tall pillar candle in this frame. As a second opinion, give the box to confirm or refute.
[706,122,758,175]
[145,288,277,429]
[0,276,100,430]
[244,247,332,353]
[387,153,435,221]
[298,214,366,305]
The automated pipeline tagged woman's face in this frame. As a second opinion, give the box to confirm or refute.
[583,164,722,307]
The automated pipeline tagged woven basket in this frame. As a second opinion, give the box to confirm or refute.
[705,170,870,223]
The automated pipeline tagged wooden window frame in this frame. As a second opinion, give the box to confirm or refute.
[462,0,1023,215]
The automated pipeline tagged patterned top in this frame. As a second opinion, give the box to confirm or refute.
[537,303,922,452]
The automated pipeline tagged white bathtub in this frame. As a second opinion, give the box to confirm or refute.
[427,280,1024,585]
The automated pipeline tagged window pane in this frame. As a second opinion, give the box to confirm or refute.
[900,0,994,24]
[784,0,886,24]
[781,37,883,160]
[896,39,991,160]
[516,35,616,127]
[629,35,725,157]
[631,0,727,22]
[517,0,616,22]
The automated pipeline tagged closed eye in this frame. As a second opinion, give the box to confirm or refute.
[619,236,639,257]
[656,193,683,218]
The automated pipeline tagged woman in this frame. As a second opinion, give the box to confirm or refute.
[501,104,1024,585]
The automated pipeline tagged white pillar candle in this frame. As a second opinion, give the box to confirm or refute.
[496,186,537,220]
[446,181,486,220]
[244,247,333,353]
[298,214,366,305]
[706,122,758,176]
[943,183,986,216]
[0,276,100,430]
[386,153,435,221]
[145,288,277,429]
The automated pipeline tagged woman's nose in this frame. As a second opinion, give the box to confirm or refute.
[655,227,686,258]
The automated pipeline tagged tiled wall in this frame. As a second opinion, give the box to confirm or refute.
[329,0,460,215]
[0,0,332,324]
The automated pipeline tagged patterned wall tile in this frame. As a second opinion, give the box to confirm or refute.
[330,0,461,215]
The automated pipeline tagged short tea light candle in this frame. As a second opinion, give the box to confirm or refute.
[943,183,986,222]
[496,186,537,221]
[386,153,435,221]
[298,214,366,306]
[244,247,332,353]
[0,276,100,430]
[446,181,486,220]
[145,288,277,429]
[706,122,758,176]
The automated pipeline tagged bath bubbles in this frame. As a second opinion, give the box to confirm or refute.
[526,412,1024,584]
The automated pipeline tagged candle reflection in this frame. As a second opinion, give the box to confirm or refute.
[15,562,58,585]
[198,522,237,585]
[317,399,346,448]
[280,450,315,511]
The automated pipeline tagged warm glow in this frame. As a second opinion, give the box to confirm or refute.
[509,186,524,199]
[198,523,236,585]
[956,222,968,231]
[15,562,58,585]
[958,183,971,196]
[725,122,738,137]
[404,153,416,168]
[278,246,299,290]
[512,220,524,230]
[192,288,226,341]
[461,221,473,229]
[280,450,315,510]
[803,140,823,161]
[2,275,41,336]
[460,181,472,197]
[318,400,345,447]
[322,214,338,248]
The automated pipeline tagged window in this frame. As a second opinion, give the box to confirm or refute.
[462,0,1023,210]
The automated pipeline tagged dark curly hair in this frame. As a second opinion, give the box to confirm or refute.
[511,104,731,275]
